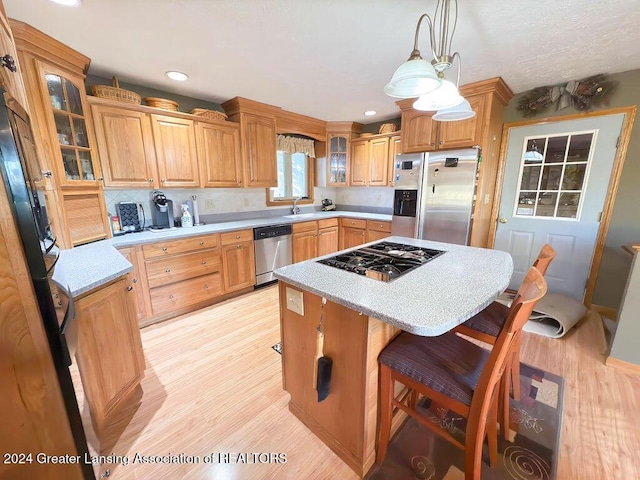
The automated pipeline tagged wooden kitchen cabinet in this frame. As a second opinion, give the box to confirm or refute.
[341,229,366,250]
[401,109,438,153]
[150,114,200,188]
[325,122,363,187]
[197,121,242,187]
[59,189,111,246]
[75,276,145,435]
[349,133,398,187]
[292,219,339,263]
[366,220,392,243]
[340,218,391,249]
[369,136,390,185]
[220,229,255,292]
[349,140,369,186]
[116,246,148,323]
[91,101,158,188]
[0,15,28,111]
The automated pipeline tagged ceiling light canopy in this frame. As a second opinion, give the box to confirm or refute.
[364,110,377,116]
[165,71,189,81]
[49,0,82,6]
[385,0,471,121]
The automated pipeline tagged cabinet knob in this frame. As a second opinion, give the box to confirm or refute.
[439,141,443,145]
[161,179,166,183]
[127,285,133,291]
[202,261,207,265]
[162,247,168,251]
[133,278,137,283]
[380,224,384,228]
[236,234,240,239]
[169,295,175,300]
[351,221,355,225]
[0,54,17,73]
[165,268,171,273]
[43,170,53,178]
[199,241,204,245]
[204,285,209,290]
[149,178,154,183]
[238,180,241,184]
[361,232,365,236]
[236,244,241,249]
[97,176,104,181]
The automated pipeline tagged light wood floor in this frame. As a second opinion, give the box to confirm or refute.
[71,285,640,480]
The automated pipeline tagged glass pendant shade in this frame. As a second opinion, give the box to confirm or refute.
[412,79,464,111]
[384,59,441,98]
[524,149,544,162]
[433,99,477,121]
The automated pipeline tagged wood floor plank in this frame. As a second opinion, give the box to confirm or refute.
[70,286,640,479]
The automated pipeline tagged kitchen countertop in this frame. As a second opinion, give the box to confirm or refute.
[273,235,514,336]
[54,210,392,298]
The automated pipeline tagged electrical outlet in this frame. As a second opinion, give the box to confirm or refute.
[204,199,215,210]
[286,287,304,316]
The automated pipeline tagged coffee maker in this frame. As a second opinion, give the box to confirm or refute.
[151,191,174,229]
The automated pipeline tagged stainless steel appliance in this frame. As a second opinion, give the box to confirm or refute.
[151,190,174,229]
[317,241,445,282]
[253,224,293,286]
[391,148,479,245]
[0,90,94,478]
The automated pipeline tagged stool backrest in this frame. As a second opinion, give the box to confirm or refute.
[465,266,547,476]
[533,244,556,276]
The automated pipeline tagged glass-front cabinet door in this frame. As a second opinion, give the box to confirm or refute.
[36,61,101,187]
[327,133,349,186]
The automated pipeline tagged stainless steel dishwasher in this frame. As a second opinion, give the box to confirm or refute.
[253,224,293,286]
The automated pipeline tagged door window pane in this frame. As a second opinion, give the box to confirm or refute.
[544,136,568,163]
[514,131,595,220]
[520,165,541,190]
[567,133,593,162]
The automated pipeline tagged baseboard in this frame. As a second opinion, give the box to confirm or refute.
[591,304,618,321]
[605,356,640,375]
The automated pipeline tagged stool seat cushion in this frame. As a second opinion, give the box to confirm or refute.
[461,301,510,337]
[379,331,489,405]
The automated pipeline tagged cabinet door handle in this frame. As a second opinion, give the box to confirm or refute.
[165,268,171,273]
[0,54,17,73]
[162,247,168,252]
[133,278,137,284]
[127,285,133,291]
[202,261,207,265]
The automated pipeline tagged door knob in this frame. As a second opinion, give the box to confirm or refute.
[499,217,508,224]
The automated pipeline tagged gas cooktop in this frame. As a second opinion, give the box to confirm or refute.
[317,241,445,282]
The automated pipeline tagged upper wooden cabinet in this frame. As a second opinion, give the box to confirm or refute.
[349,133,398,187]
[0,16,28,111]
[91,102,158,188]
[150,114,200,188]
[325,122,363,187]
[222,98,278,188]
[397,77,514,247]
[197,121,242,187]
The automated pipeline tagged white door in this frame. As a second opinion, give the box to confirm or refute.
[494,114,624,300]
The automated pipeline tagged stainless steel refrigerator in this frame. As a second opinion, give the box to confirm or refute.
[391,148,479,245]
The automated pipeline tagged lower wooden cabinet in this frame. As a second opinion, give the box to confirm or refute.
[340,218,391,249]
[341,226,366,250]
[75,276,145,434]
[221,241,255,292]
[366,220,392,243]
[116,246,148,323]
[150,272,223,315]
[293,219,339,263]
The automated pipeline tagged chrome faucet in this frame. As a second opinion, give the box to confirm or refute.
[291,195,309,214]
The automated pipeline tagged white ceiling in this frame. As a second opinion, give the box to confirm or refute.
[5,0,640,123]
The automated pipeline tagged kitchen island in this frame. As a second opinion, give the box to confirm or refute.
[273,236,513,476]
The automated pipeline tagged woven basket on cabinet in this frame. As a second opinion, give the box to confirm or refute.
[143,97,179,111]
[189,108,228,121]
[89,77,141,104]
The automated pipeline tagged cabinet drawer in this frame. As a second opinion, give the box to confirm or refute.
[340,218,367,229]
[292,221,317,234]
[142,234,219,258]
[145,250,221,289]
[366,220,391,233]
[318,218,338,229]
[220,229,253,246]
[150,273,223,315]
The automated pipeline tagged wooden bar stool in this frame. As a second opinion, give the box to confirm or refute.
[455,244,556,400]
[376,267,547,480]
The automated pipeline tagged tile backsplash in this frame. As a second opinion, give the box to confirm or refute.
[103,186,393,225]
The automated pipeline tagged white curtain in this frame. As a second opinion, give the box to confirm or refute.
[277,135,316,158]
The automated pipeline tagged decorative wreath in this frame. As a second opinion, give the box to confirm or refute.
[517,74,616,118]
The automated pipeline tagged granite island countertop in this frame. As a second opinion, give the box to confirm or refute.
[54,210,392,298]
[273,235,514,336]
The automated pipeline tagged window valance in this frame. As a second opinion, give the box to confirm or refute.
[277,135,316,158]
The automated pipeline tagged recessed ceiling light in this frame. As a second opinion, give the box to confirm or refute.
[166,71,189,82]
[49,0,82,6]
[364,110,377,116]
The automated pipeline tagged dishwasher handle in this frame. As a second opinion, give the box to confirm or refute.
[253,223,292,240]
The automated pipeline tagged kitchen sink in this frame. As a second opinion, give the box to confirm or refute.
[283,213,317,219]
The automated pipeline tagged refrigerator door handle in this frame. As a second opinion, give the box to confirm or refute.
[432,184,436,194]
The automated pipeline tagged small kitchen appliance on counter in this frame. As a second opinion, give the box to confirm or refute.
[151,190,175,229]
[321,198,336,211]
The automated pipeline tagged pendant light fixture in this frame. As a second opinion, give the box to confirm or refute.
[524,140,544,162]
[385,0,474,121]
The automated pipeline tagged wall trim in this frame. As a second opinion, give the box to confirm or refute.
[488,105,638,308]
[605,356,640,375]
